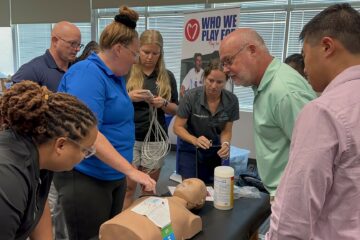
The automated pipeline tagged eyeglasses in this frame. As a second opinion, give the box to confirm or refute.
[221,43,249,68]
[122,45,140,62]
[55,35,84,50]
[66,137,96,158]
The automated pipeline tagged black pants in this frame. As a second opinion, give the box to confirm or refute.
[53,170,126,240]
[177,139,221,184]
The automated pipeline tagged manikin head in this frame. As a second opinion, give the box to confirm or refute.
[173,178,207,210]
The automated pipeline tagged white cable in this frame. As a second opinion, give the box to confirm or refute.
[141,104,171,173]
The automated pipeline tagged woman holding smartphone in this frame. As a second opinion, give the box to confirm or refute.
[125,29,178,209]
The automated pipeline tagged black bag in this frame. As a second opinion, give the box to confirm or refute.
[237,163,268,193]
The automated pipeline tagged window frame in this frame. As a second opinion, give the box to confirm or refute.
[13,0,360,112]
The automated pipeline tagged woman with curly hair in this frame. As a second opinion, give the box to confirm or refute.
[0,80,98,239]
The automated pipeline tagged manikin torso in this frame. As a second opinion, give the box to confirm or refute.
[99,178,206,240]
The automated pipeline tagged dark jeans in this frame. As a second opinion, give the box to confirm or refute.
[177,139,221,184]
[53,170,126,240]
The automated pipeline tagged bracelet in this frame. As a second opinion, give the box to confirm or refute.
[163,99,169,107]
[222,141,230,147]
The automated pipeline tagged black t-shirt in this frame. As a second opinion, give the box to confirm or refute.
[0,129,53,240]
[132,70,178,141]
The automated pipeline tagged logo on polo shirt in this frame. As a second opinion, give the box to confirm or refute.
[193,113,209,118]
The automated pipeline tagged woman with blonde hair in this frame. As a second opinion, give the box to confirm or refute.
[55,6,156,239]
[124,29,178,208]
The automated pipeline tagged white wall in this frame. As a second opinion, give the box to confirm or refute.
[0,27,14,76]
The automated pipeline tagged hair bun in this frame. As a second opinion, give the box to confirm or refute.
[114,14,136,29]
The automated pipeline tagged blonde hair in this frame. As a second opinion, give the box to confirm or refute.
[99,6,139,50]
[127,30,171,100]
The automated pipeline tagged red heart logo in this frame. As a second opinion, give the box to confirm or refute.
[187,24,198,39]
[185,19,200,42]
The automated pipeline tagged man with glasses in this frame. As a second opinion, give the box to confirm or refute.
[12,21,82,240]
[12,21,82,92]
[219,28,316,201]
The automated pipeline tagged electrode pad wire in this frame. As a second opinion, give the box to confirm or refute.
[141,105,171,172]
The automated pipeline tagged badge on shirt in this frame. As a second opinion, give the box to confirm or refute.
[161,224,176,240]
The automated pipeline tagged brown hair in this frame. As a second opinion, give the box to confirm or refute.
[75,41,100,63]
[203,58,228,80]
[0,81,97,144]
[99,6,139,50]
[127,30,171,100]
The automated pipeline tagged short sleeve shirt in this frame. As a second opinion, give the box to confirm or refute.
[58,53,135,181]
[12,49,66,92]
[132,70,178,141]
[0,130,52,240]
[252,58,317,196]
[177,86,239,142]
[181,68,204,91]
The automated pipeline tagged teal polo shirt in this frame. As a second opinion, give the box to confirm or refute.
[253,58,316,196]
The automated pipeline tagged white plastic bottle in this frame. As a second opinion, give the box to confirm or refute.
[214,166,234,210]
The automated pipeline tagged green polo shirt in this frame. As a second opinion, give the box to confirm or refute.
[253,58,316,196]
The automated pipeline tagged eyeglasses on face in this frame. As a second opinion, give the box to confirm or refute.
[66,137,96,158]
[221,43,249,68]
[122,44,140,62]
[55,35,84,49]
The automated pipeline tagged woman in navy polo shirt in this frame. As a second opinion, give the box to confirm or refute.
[174,59,239,183]
[55,6,156,240]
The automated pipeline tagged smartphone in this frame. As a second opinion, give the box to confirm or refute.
[140,89,154,98]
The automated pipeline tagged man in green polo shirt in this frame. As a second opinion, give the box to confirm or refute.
[219,28,316,198]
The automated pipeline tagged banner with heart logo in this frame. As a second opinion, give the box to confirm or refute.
[180,7,240,97]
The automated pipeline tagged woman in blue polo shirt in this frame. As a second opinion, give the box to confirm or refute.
[54,6,156,240]
[174,59,239,183]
